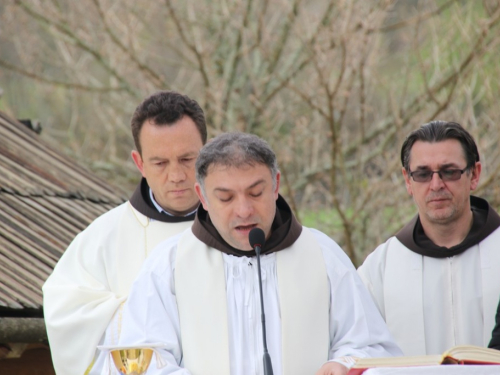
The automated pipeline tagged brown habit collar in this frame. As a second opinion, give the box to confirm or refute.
[396,196,500,258]
[129,178,197,223]
[191,195,302,257]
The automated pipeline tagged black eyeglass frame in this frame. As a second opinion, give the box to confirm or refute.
[409,168,468,183]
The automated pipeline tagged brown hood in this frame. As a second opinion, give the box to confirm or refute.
[129,178,197,223]
[396,196,500,258]
[191,195,302,257]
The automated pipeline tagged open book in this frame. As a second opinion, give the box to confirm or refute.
[348,345,500,375]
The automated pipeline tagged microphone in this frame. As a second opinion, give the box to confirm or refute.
[249,228,274,375]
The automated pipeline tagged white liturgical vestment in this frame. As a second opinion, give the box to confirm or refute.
[43,201,193,375]
[115,227,402,375]
[358,226,500,356]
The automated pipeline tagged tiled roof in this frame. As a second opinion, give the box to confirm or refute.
[0,111,127,312]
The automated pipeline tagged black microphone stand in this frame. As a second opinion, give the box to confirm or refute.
[250,227,274,375]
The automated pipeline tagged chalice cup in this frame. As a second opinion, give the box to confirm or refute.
[110,348,154,375]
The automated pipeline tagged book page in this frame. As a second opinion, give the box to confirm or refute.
[445,345,500,364]
[351,355,443,369]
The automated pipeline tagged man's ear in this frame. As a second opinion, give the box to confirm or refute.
[402,167,413,196]
[131,150,146,177]
[195,183,209,210]
[470,161,482,191]
[274,171,281,200]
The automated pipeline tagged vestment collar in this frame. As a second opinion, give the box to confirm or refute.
[396,196,500,258]
[129,178,197,223]
[191,195,302,256]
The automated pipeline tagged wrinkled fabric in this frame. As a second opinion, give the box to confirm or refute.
[115,227,402,375]
[358,227,500,356]
[43,202,193,375]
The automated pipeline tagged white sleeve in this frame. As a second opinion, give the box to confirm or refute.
[310,229,402,360]
[357,240,392,319]
[43,213,125,375]
[117,241,191,375]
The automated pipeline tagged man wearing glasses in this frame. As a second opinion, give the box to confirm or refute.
[358,121,500,356]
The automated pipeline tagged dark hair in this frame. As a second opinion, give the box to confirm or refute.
[131,91,207,154]
[196,132,279,193]
[401,121,480,172]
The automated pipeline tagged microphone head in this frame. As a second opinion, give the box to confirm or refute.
[249,227,266,249]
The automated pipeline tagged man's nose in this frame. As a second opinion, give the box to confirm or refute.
[235,197,254,218]
[168,164,186,183]
[429,171,445,190]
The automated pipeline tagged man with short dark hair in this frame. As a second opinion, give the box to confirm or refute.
[358,121,500,356]
[115,132,401,375]
[43,91,207,375]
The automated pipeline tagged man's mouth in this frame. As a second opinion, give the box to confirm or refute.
[427,198,450,206]
[169,188,189,195]
[235,224,258,232]
[427,194,451,203]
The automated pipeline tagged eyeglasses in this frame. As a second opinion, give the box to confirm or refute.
[409,168,467,183]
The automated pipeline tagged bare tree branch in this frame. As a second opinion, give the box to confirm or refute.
[164,1,211,90]
[14,0,140,98]
[91,0,168,88]
[369,0,458,34]
[0,58,125,92]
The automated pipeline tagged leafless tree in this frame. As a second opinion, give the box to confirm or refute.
[1,0,500,264]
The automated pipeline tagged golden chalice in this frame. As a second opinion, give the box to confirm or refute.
[110,348,154,375]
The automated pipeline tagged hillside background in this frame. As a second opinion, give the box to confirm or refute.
[1,0,500,265]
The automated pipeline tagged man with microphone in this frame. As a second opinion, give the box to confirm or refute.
[116,132,401,375]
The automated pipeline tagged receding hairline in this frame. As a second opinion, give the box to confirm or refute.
[206,160,272,175]
[407,138,469,166]
[195,132,279,194]
[400,120,479,172]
